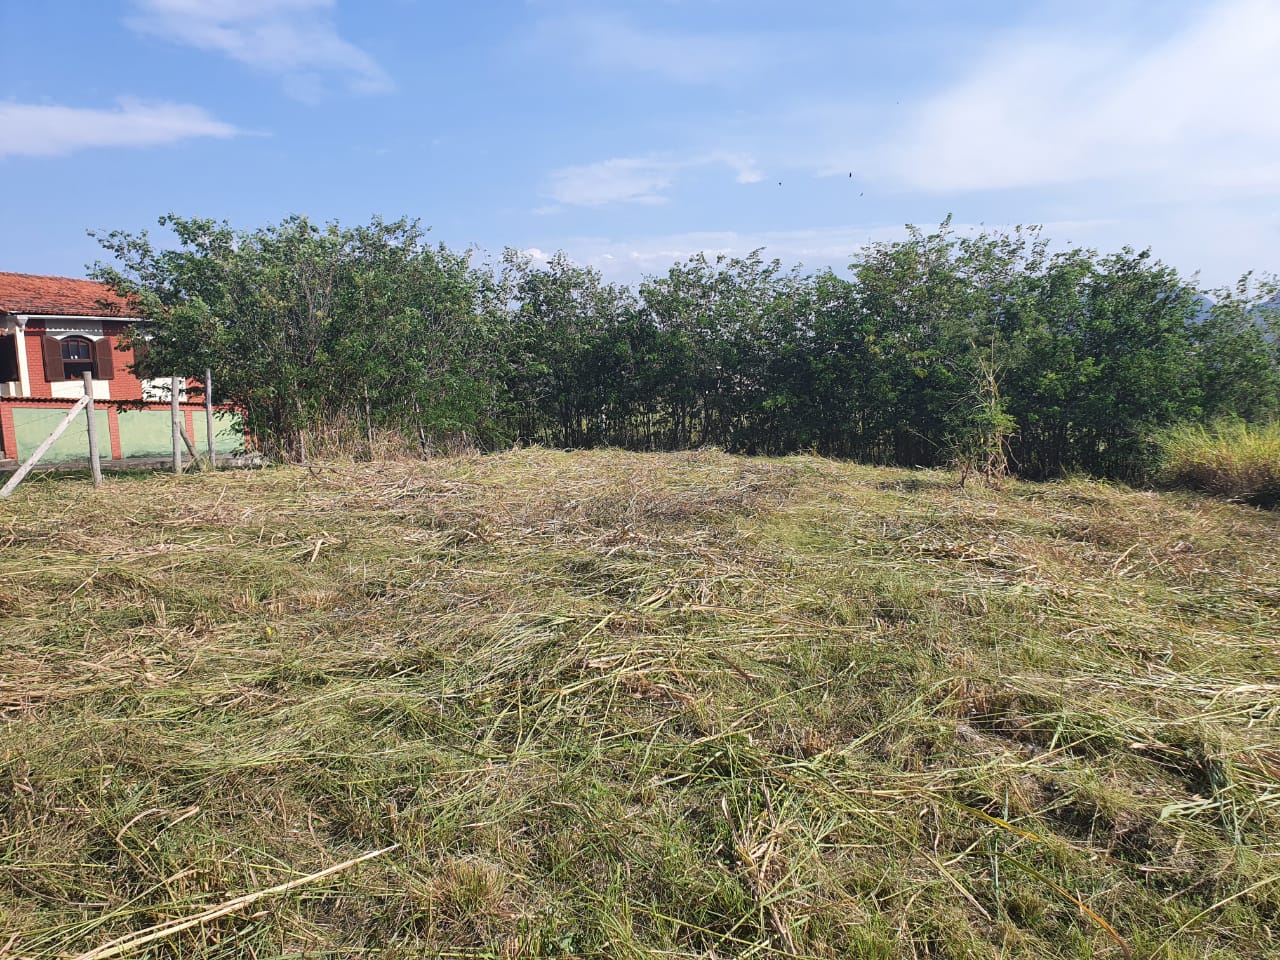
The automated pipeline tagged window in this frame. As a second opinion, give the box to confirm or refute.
[0,334,18,383]
[61,336,94,379]
[41,333,115,382]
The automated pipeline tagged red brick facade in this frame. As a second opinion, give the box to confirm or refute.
[0,404,14,459]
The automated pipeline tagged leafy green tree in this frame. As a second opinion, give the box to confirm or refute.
[501,250,639,447]
[1053,248,1200,478]
[94,215,507,460]
[92,213,1275,480]
[1193,272,1280,423]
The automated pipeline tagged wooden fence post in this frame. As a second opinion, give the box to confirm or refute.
[205,368,216,469]
[364,382,374,461]
[178,425,199,461]
[82,371,102,487]
[171,375,182,475]
[0,396,91,498]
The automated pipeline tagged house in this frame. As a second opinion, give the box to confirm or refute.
[0,272,240,467]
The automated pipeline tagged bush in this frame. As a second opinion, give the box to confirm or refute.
[1158,420,1280,507]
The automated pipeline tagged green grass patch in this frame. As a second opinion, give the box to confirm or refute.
[1,449,1279,958]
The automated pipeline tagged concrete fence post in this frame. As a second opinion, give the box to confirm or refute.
[82,371,102,487]
[171,375,182,475]
[205,368,216,468]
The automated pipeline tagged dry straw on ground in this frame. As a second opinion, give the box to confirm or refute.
[1,448,1278,958]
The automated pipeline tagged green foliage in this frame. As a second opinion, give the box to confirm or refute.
[1192,273,1280,423]
[1157,419,1280,507]
[93,215,508,460]
[92,215,1280,476]
[501,249,644,448]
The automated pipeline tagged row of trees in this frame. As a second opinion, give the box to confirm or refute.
[93,215,1279,479]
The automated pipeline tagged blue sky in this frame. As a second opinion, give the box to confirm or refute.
[1,0,1277,288]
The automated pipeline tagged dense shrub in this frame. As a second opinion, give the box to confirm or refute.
[94,216,1278,478]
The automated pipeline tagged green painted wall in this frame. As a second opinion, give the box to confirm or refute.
[192,410,244,456]
[116,410,176,459]
[116,409,242,459]
[11,407,243,463]
[13,408,110,464]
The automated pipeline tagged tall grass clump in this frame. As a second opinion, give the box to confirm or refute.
[1158,420,1280,507]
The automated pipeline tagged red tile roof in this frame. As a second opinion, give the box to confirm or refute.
[0,272,138,318]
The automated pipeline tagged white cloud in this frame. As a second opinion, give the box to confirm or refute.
[546,153,764,207]
[549,158,676,207]
[0,99,238,158]
[1066,206,1279,286]
[128,0,392,97]
[535,225,920,282]
[529,219,1149,286]
[544,15,768,85]
[529,211,1275,289]
[720,153,764,184]
[520,247,550,265]
[864,0,1280,195]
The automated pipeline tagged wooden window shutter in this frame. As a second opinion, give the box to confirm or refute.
[0,334,18,383]
[91,337,115,380]
[42,335,65,381]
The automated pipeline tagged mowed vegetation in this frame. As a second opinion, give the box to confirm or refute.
[2,449,1278,958]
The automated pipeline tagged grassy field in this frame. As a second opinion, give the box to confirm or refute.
[1,449,1278,959]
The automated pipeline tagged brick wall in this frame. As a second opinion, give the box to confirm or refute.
[0,403,14,459]
[22,328,49,399]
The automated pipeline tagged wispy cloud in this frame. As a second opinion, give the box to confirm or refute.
[547,153,762,207]
[534,225,917,282]
[721,154,765,185]
[531,219,1136,285]
[0,99,238,158]
[861,0,1280,195]
[532,211,1272,289]
[128,0,392,98]
[548,158,676,207]
[536,15,770,85]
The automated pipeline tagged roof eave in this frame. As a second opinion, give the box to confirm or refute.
[4,312,142,322]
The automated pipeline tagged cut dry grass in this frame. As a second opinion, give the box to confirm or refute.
[1158,420,1280,508]
[1,448,1278,958]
